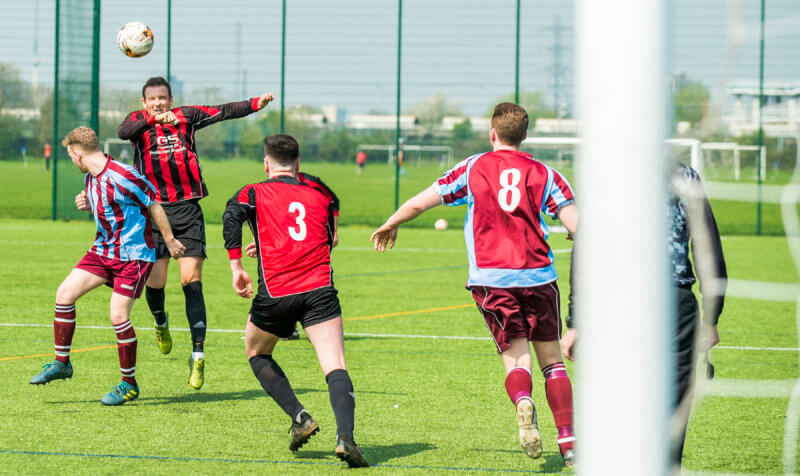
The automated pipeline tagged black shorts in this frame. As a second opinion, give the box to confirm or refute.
[674,286,699,408]
[153,199,207,259]
[249,287,342,338]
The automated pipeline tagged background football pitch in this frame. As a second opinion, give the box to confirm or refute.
[0,159,798,474]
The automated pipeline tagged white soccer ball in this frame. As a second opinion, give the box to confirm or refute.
[117,22,154,58]
[434,218,448,231]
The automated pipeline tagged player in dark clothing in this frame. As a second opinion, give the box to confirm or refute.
[118,76,274,389]
[561,160,726,471]
[223,134,367,468]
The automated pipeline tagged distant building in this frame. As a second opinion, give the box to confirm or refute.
[726,81,800,137]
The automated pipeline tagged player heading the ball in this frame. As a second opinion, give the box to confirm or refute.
[29,126,185,406]
[118,76,274,390]
[371,103,578,468]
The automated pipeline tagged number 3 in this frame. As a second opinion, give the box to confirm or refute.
[288,202,307,241]
[498,168,521,212]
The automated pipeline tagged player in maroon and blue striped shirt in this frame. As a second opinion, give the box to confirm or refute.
[29,126,185,406]
[118,76,274,389]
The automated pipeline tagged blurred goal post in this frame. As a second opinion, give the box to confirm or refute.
[356,144,454,169]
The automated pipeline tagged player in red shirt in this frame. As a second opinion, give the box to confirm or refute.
[222,134,367,468]
[371,103,578,468]
[118,76,274,389]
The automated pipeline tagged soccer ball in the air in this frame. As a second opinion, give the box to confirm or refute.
[117,22,154,58]
[434,218,448,231]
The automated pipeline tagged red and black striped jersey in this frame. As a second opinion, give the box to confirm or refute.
[118,98,260,203]
[223,174,337,298]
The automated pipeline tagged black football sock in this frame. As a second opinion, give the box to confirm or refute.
[145,286,167,326]
[326,369,355,439]
[249,354,304,420]
[182,281,206,351]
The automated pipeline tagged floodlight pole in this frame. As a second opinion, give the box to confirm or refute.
[280,0,286,134]
[166,0,172,83]
[577,0,671,474]
[90,0,100,133]
[394,0,403,210]
[756,0,765,235]
[51,0,59,221]
[514,0,520,104]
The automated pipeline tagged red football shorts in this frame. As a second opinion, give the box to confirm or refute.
[469,282,562,353]
[75,252,152,299]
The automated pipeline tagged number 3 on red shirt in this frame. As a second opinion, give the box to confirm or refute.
[288,201,307,241]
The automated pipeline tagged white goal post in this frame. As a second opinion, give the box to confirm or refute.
[356,144,454,168]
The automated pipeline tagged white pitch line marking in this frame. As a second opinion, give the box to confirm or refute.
[1,323,796,350]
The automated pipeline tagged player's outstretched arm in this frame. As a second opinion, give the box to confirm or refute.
[370,185,441,252]
[149,201,186,259]
[255,92,275,111]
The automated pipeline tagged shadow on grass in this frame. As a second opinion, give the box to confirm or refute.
[45,388,321,406]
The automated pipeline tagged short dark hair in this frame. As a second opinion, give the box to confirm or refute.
[491,102,529,146]
[142,76,172,98]
[263,134,299,166]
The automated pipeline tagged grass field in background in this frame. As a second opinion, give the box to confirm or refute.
[0,158,793,234]
[0,218,797,474]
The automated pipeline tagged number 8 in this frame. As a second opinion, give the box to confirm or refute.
[288,202,307,241]
[498,168,521,212]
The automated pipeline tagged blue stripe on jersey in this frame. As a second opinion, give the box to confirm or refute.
[87,162,155,262]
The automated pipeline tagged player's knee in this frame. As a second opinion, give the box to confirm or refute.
[180,275,201,287]
[55,283,78,305]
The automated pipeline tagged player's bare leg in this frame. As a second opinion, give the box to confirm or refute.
[502,338,542,460]
[30,269,107,385]
[145,258,171,354]
[533,340,576,468]
[245,317,318,451]
[305,317,368,467]
[179,256,206,389]
[102,292,140,405]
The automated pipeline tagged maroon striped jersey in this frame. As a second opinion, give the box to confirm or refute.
[223,175,338,298]
[118,98,260,203]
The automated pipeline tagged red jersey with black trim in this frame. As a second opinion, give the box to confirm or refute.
[222,175,336,298]
[118,98,260,203]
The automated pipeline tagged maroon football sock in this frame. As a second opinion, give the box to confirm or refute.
[54,303,76,364]
[114,320,137,386]
[542,362,575,452]
[505,367,533,405]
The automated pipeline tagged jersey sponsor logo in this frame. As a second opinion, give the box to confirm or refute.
[155,133,185,154]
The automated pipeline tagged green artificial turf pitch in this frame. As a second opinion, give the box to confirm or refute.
[0,219,798,474]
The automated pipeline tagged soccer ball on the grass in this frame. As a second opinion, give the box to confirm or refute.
[434,218,448,231]
[117,22,154,58]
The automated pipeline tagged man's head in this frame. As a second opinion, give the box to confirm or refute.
[263,134,300,174]
[490,102,529,147]
[61,126,100,172]
[141,76,173,115]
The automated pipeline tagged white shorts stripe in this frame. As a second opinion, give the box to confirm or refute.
[117,337,137,344]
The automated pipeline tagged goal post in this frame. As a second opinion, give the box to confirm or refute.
[576,0,672,474]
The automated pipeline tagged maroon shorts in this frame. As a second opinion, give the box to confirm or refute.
[469,283,562,353]
[75,252,153,299]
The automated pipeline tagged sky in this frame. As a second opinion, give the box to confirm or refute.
[1,0,798,116]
